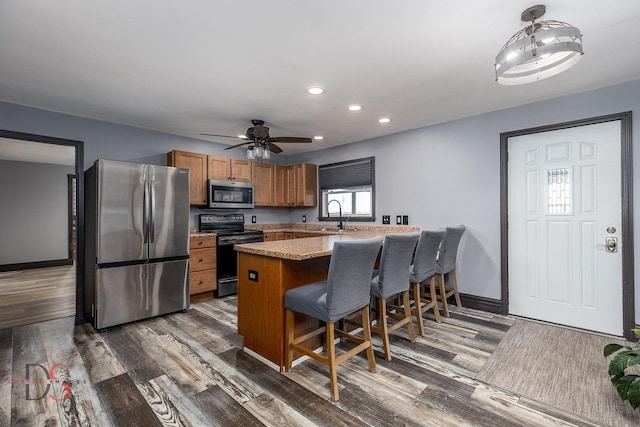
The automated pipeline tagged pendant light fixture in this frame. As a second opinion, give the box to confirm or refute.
[495,5,583,85]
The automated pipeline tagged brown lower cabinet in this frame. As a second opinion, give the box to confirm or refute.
[189,235,217,298]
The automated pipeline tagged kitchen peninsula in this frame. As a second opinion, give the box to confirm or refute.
[235,226,418,370]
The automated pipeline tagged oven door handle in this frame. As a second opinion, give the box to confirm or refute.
[218,236,263,245]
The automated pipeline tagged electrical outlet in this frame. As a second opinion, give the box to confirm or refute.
[402,215,409,225]
[396,215,402,225]
[302,215,306,223]
[251,215,257,223]
[382,215,390,225]
[248,270,258,282]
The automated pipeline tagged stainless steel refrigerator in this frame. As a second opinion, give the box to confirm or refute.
[84,159,190,329]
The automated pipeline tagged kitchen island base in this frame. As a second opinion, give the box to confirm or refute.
[237,252,330,371]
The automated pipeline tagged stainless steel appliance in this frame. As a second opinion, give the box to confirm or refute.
[84,159,190,329]
[198,213,264,297]
[208,179,255,209]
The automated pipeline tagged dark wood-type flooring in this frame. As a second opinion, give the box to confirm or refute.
[0,297,614,426]
[0,265,75,330]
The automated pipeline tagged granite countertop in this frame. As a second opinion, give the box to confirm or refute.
[234,232,383,261]
[190,232,217,238]
[235,230,418,261]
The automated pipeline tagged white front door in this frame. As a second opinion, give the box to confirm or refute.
[508,121,623,335]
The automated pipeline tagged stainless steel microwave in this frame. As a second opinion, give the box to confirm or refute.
[208,179,255,209]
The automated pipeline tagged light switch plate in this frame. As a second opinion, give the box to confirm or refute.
[396,215,402,225]
[251,215,257,223]
[302,215,306,223]
[402,215,409,225]
[382,215,390,225]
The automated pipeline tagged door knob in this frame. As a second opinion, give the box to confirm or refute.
[605,236,618,253]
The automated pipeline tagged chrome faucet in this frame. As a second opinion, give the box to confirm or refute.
[327,200,344,230]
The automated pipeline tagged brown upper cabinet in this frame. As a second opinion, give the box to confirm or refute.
[168,150,316,207]
[167,150,207,205]
[273,165,290,207]
[208,155,252,182]
[294,163,318,207]
[273,164,316,207]
[252,162,275,207]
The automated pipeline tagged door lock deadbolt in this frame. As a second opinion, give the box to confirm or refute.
[606,226,616,234]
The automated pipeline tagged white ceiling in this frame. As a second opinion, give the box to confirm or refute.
[0,1,639,156]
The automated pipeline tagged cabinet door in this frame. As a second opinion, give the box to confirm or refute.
[252,162,274,206]
[231,159,252,182]
[286,165,296,206]
[295,163,318,207]
[167,150,207,205]
[273,165,288,206]
[207,155,232,181]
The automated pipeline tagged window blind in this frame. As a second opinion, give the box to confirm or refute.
[319,157,374,190]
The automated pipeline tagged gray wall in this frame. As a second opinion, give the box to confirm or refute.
[0,160,74,264]
[290,79,640,323]
[0,79,638,322]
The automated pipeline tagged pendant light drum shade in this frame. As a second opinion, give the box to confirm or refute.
[495,5,583,85]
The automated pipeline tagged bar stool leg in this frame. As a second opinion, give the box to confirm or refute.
[429,277,442,323]
[412,281,425,336]
[402,290,416,343]
[285,309,295,371]
[327,323,339,401]
[361,307,377,373]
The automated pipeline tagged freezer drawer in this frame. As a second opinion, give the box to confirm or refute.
[95,259,189,329]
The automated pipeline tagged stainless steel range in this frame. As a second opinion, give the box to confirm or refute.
[199,213,264,297]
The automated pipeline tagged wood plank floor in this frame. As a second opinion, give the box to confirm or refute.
[0,265,76,330]
[0,297,613,426]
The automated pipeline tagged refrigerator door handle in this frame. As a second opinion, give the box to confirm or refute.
[149,165,156,244]
[143,165,150,245]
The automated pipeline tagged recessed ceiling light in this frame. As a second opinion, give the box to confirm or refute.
[313,136,324,140]
[307,87,324,95]
[348,105,362,111]
[378,117,391,123]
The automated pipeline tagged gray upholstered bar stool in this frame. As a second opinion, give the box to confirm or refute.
[283,237,383,401]
[370,232,420,361]
[435,225,466,317]
[409,229,446,336]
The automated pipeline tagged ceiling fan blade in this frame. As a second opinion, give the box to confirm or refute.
[224,141,252,150]
[267,142,283,154]
[269,137,312,143]
[200,133,241,139]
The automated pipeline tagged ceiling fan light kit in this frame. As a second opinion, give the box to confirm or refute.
[495,4,583,85]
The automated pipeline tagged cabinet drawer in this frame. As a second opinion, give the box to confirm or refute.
[191,235,216,249]
[190,269,217,294]
[190,248,216,271]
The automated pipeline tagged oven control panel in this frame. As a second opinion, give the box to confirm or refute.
[199,213,245,225]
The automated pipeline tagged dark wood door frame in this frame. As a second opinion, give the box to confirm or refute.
[0,129,85,324]
[500,112,635,341]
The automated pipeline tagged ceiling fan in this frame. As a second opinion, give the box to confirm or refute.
[200,119,312,155]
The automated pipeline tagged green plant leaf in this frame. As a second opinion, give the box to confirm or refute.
[609,352,640,376]
[604,343,624,357]
[613,375,640,402]
[628,377,640,409]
